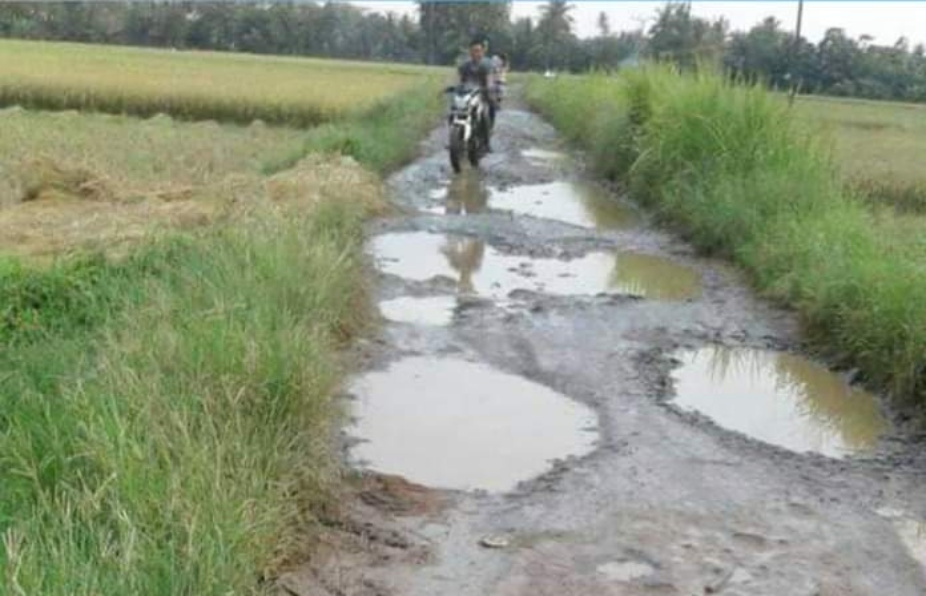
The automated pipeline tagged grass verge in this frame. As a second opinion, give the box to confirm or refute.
[263,82,444,175]
[1,61,443,592]
[2,191,375,594]
[526,69,926,408]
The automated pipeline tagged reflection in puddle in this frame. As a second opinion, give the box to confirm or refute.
[522,148,567,163]
[378,296,456,326]
[372,232,700,299]
[671,347,888,457]
[349,357,598,492]
[489,181,638,229]
[428,169,488,215]
[611,253,701,300]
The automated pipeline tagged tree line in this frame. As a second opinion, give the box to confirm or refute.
[3,1,926,103]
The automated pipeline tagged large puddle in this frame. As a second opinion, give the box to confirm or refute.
[489,181,639,229]
[521,147,568,164]
[670,347,888,457]
[378,296,457,326]
[372,232,700,300]
[349,357,599,492]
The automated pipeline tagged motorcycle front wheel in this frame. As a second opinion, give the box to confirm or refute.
[449,125,465,173]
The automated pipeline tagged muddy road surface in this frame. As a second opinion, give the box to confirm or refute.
[283,101,926,595]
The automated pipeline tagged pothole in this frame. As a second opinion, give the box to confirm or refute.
[489,181,639,229]
[522,147,567,163]
[348,357,599,492]
[378,295,457,326]
[371,232,700,300]
[596,560,656,582]
[669,347,889,457]
[425,169,487,215]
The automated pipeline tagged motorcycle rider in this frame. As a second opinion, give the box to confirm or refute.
[458,38,495,152]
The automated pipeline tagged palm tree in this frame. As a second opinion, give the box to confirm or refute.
[537,0,575,70]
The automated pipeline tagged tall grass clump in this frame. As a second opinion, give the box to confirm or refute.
[1,197,370,594]
[526,68,926,407]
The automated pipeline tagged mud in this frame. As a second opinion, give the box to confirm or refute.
[285,94,926,595]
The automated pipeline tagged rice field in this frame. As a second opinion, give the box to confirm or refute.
[0,39,442,125]
[794,94,926,212]
[0,107,305,205]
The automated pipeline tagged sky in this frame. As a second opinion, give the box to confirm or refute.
[351,2,926,46]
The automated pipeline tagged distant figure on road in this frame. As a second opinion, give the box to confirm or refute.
[491,53,508,106]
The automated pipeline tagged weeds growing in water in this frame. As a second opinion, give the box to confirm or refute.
[526,68,926,407]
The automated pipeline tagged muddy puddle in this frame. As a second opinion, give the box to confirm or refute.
[371,231,700,300]
[489,181,639,229]
[670,347,888,457]
[378,295,457,326]
[425,171,488,215]
[348,357,599,492]
[521,148,567,163]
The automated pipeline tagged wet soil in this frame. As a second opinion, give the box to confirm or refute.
[280,96,926,595]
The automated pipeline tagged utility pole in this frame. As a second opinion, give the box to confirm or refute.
[788,0,804,107]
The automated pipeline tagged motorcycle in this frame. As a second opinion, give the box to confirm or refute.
[444,85,491,173]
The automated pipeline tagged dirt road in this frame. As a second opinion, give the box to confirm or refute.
[284,99,926,595]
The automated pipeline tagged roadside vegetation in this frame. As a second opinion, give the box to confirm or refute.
[0,39,439,126]
[526,69,926,408]
[1,45,443,593]
[2,188,377,595]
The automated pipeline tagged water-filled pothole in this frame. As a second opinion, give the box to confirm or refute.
[489,181,639,229]
[670,347,888,457]
[372,232,700,300]
[378,296,457,326]
[426,170,488,215]
[349,357,599,492]
[522,148,567,163]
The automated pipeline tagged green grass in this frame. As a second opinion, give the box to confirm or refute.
[1,197,369,595]
[0,51,444,592]
[0,38,443,126]
[264,81,444,175]
[526,68,926,407]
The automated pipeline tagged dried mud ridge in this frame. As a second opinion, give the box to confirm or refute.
[279,101,926,595]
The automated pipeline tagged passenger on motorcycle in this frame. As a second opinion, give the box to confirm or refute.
[458,38,496,151]
[491,53,508,106]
